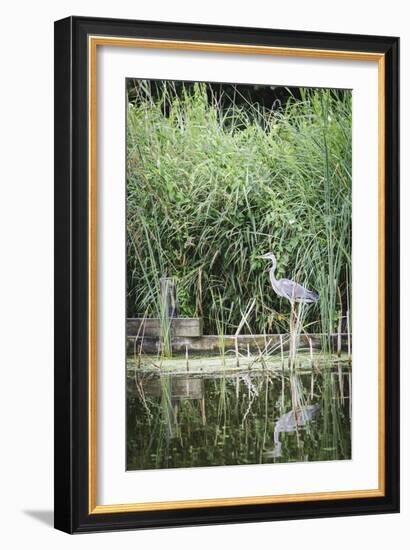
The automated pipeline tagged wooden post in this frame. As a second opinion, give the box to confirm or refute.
[337,286,342,357]
[337,315,342,357]
[308,336,314,364]
[200,397,206,426]
[281,372,285,409]
[279,334,284,372]
[159,276,177,357]
[160,276,178,318]
[338,363,344,404]
[234,336,239,368]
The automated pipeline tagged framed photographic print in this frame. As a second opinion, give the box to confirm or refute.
[54,16,400,533]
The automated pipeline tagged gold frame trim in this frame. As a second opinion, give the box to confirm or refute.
[88,35,386,514]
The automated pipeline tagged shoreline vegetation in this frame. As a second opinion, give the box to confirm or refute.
[127,81,352,352]
[126,80,352,469]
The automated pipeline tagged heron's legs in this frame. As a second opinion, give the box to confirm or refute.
[289,301,295,371]
[289,301,301,372]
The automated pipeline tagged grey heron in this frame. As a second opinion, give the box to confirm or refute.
[260,252,319,304]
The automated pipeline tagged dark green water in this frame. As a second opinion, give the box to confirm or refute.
[127,365,351,471]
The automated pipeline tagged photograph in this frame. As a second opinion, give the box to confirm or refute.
[125,79,353,471]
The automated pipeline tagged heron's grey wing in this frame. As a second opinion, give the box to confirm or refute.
[277,279,301,300]
[278,279,319,302]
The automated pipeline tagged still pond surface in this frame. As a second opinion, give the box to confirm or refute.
[127,362,351,470]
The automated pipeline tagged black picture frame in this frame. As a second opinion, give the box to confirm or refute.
[54,15,400,534]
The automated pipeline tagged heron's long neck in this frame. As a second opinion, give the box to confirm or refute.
[269,260,277,283]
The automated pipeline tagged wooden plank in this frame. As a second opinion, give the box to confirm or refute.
[127,317,203,337]
[127,333,351,355]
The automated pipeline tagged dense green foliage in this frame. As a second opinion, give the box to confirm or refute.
[127,81,351,337]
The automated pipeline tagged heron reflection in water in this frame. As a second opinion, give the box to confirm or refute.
[265,404,321,459]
